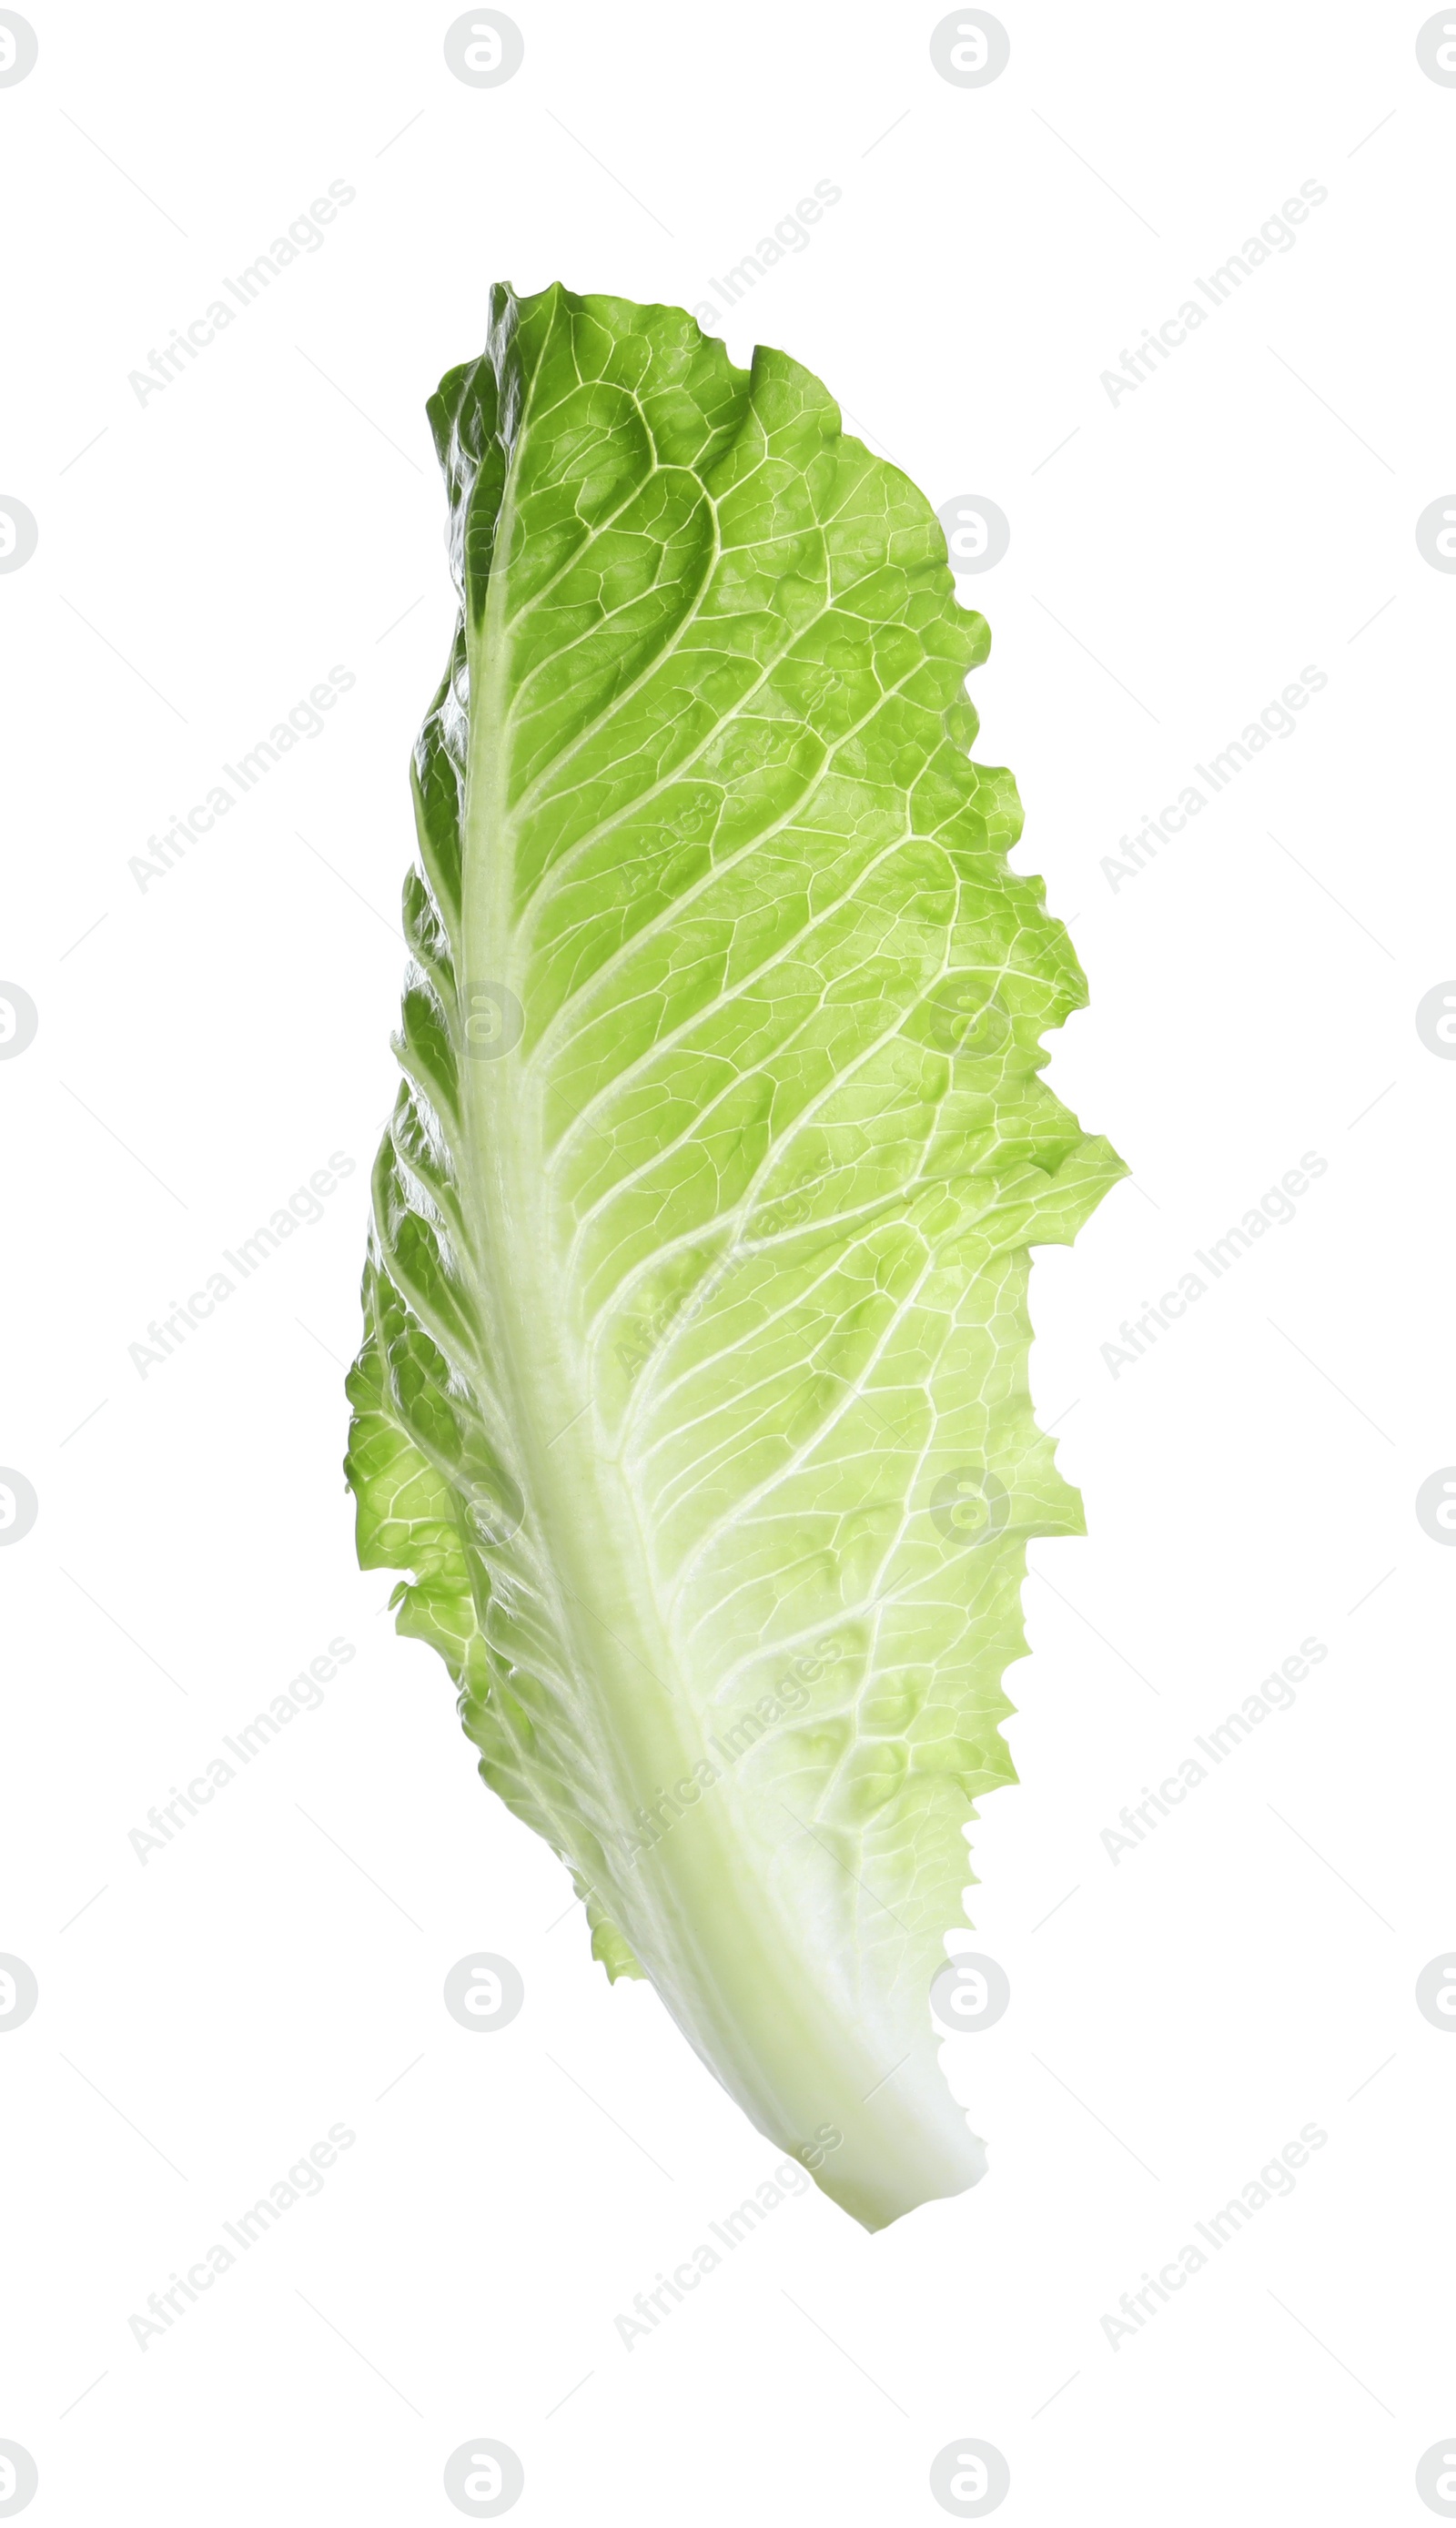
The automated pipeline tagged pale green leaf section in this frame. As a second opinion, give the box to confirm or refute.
[345,282,1122,2227]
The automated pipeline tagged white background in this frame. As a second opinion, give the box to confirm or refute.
[2,2,1453,2521]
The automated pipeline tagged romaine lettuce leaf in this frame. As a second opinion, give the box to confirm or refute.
[345,282,1122,2229]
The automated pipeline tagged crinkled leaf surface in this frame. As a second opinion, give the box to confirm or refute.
[345,282,1122,2228]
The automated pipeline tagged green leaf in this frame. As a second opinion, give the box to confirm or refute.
[346,282,1123,2228]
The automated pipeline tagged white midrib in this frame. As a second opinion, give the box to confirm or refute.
[456,440,715,1889]
[453,420,982,2227]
